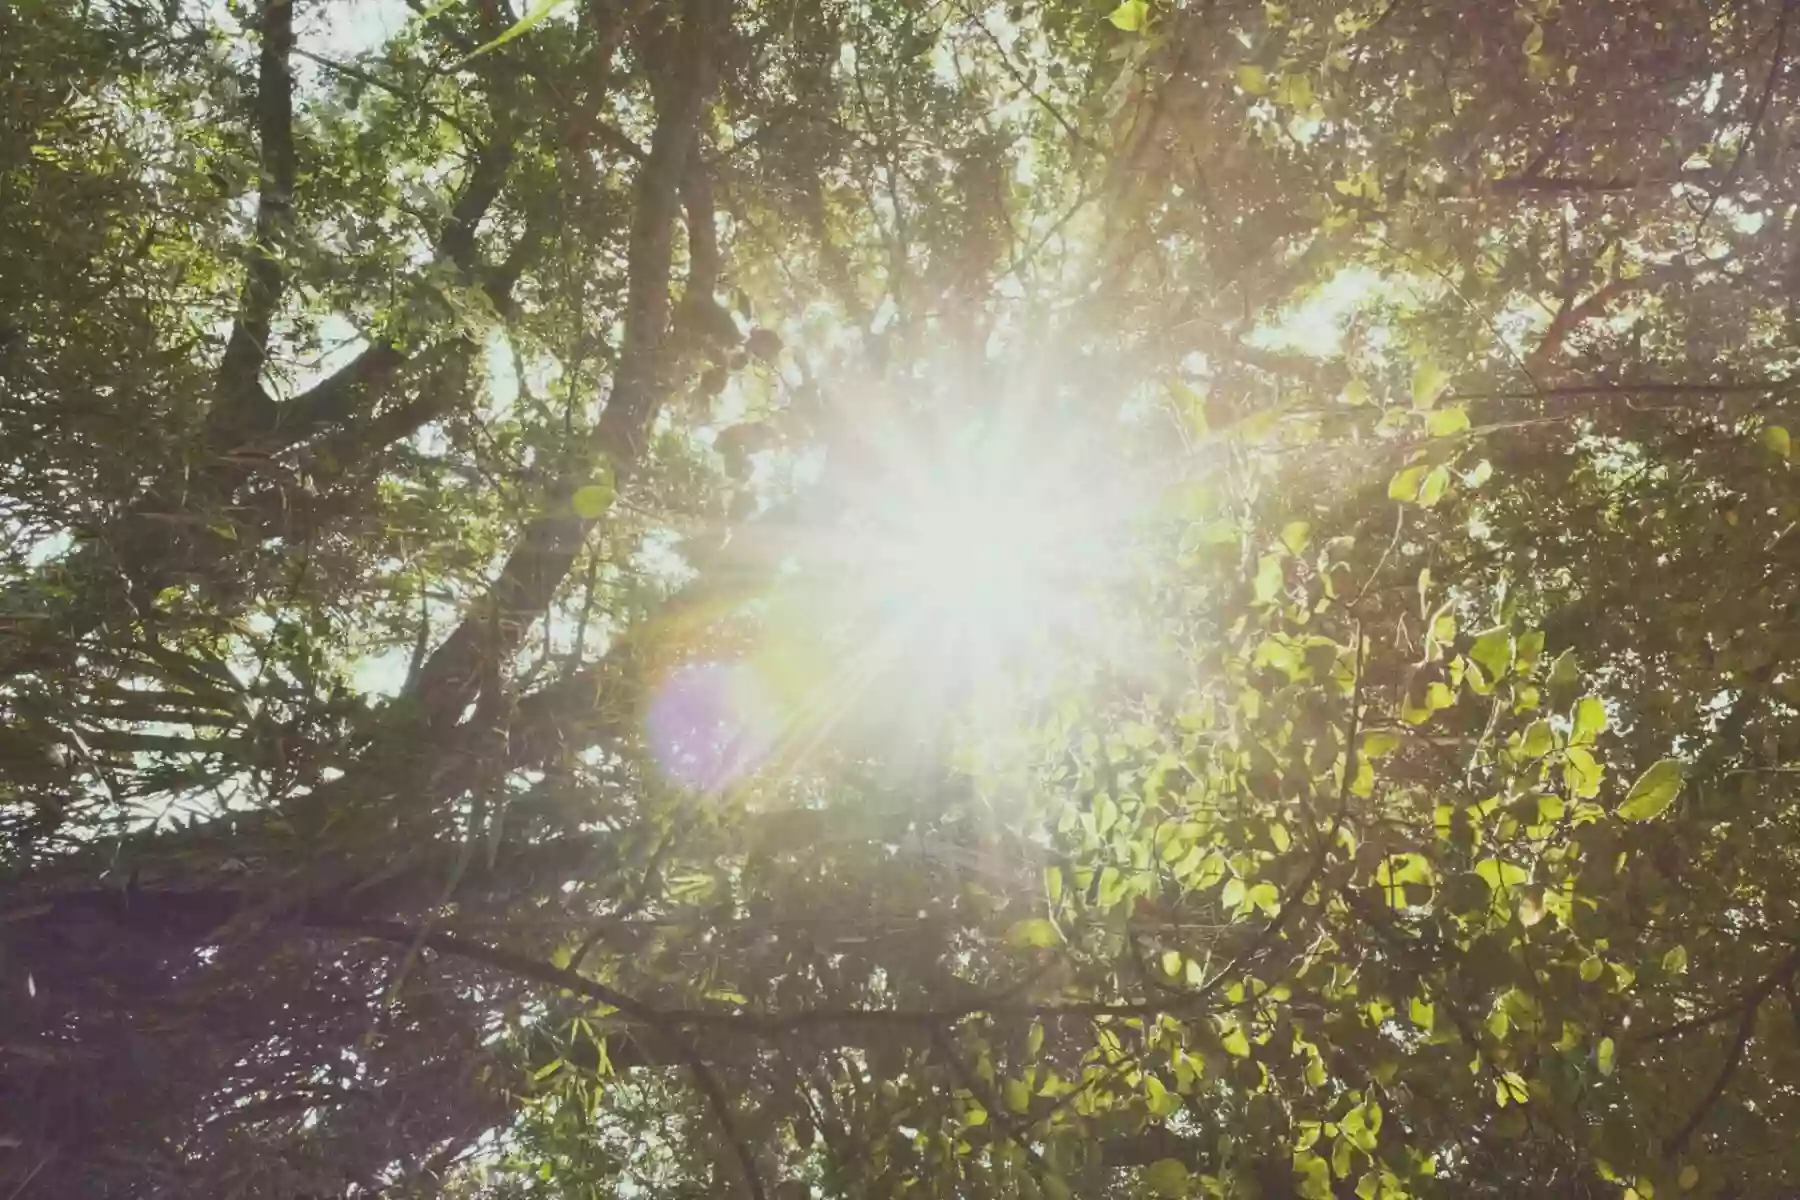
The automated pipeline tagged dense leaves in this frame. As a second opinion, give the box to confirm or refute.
[6,0,1800,1197]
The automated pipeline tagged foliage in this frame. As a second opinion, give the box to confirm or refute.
[5,0,1800,1197]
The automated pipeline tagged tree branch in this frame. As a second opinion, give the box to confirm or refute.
[209,0,297,437]
[404,0,725,730]
[1661,988,1759,1158]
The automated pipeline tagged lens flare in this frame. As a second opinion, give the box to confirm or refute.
[645,414,1145,791]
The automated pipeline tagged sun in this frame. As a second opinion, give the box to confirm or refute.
[642,414,1142,791]
[866,466,1075,652]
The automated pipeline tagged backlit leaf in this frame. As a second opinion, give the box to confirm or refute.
[1006,918,1062,948]
[1107,0,1149,30]
[1425,405,1470,437]
[1571,695,1606,745]
[1618,758,1683,821]
[1411,360,1450,409]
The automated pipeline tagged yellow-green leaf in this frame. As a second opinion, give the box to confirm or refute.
[572,477,615,519]
[1220,1023,1251,1058]
[1237,64,1270,93]
[1107,0,1149,31]
[1580,954,1605,982]
[1221,877,1247,910]
[1247,881,1280,916]
[1564,745,1604,799]
[1618,758,1683,821]
[1520,720,1554,758]
[1571,695,1606,746]
[1763,424,1792,458]
[1680,1165,1700,1190]
[1253,552,1285,605]
[1411,360,1450,409]
[1596,1036,1615,1077]
[1006,918,1063,948]
[1005,1078,1032,1113]
[1476,857,1529,893]
[1388,465,1426,502]
[1426,405,1471,437]
[1361,730,1402,758]
[1417,464,1451,507]
[1410,995,1435,1031]
[1663,944,1688,975]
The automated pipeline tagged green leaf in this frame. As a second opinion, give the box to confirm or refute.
[1523,20,1545,56]
[1107,0,1149,30]
[456,0,568,66]
[1409,995,1435,1030]
[1680,1165,1700,1190]
[1005,1078,1032,1113]
[1579,954,1605,982]
[1247,881,1281,916]
[1361,730,1402,758]
[963,1103,988,1127]
[1520,720,1554,758]
[1044,865,1063,905]
[572,479,615,519]
[1006,918,1062,948]
[1618,758,1684,821]
[1596,1036,1615,1077]
[1294,1150,1333,1200]
[1388,465,1426,502]
[1663,944,1688,975]
[1280,520,1312,555]
[1221,877,1247,910]
[1411,360,1450,409]
[1146,1158,1190,1198]
[1475,858,1529,893]
[1425,405,1471,437]
[1237,64,1271,93]
[1417,464,1451,507]
[1564,745,1604,799]
[1763,424,1792,459]
[1571,696,1606,746]
[1220,1023,1251,1058]
[1470,626,1513,680]
[1027,1020,1044,1058]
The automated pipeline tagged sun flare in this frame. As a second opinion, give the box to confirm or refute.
[639,417,1148,792]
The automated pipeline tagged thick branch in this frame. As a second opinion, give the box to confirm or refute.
[405,0,724,729]
[209,0,297,437]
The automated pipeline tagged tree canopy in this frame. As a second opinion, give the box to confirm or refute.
[6,0,1800,1196]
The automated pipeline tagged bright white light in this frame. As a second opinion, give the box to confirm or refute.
[644,417,1143,787]
[872,476,1069,645]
